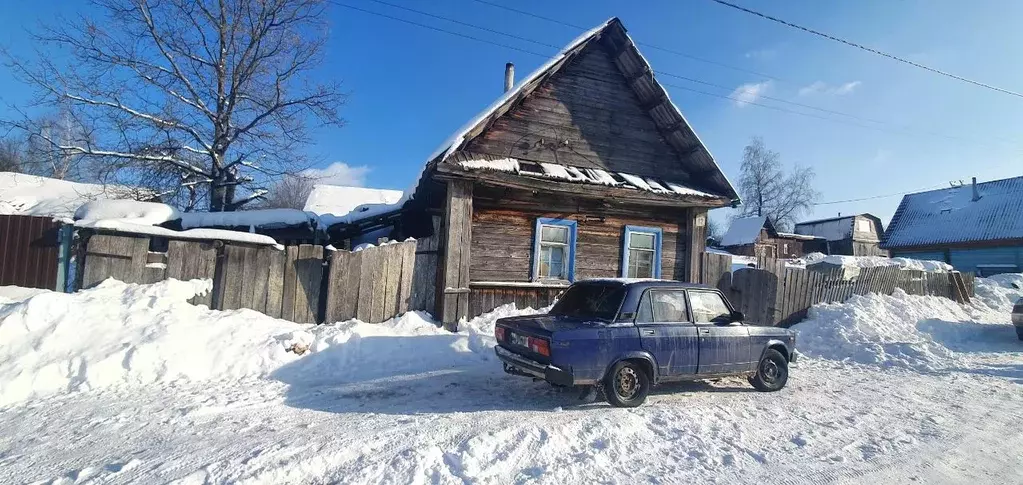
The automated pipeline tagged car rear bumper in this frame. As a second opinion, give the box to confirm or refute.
[1012,313,1023,326]
[495,345,574,387]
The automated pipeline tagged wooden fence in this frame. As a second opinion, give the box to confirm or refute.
[78,232,423,324]
[0,215,62,290]
[699,252,976,327]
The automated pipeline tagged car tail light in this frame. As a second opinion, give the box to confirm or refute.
[528,336,550,356]
[495,327,506,341]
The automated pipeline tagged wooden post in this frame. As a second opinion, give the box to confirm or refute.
[684,208,708,283]
[55,225,73,292]
[441,179,473,330]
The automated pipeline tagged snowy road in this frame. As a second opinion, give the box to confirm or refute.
[3,360,1022,484]
[1,277,1022,484]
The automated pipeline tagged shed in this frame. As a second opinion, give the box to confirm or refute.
[794,213,885,256]
[720,216,825,259]
[341,18,741,326]
[882,176,1023,275]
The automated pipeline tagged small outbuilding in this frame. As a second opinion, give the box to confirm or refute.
[719,216,825,259]
[793,213,886,256]
[882,176,1023,275]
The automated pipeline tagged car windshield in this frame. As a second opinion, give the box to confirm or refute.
[549,284,626,321]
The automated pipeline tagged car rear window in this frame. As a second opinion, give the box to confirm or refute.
[549,284,626,321]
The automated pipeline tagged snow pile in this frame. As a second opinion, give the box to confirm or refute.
[794,274,1022,372]
[0,279,306,406]
[0,286,48,305]
[74,199,180,225]
[0,172,141,220]
[795,252,952,272]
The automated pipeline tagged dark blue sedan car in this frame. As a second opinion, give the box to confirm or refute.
[494,279,797,407]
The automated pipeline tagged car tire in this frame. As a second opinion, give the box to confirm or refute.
[604,361,650,408]
[749,349,788,392]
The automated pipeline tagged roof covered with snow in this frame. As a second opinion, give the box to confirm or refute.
[883,176,1023,248]
[452,156,719,200]
[720,216,771,247]
[0,172,141,220]
[406,17,737,208]
[304,184,404,227]
[794,216,854,242]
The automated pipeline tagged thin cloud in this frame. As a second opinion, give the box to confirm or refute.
[301,162,371,187]
[730,81,772,107]
[799,80,862,96]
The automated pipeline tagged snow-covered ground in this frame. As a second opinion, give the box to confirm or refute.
[1,277,1022,484]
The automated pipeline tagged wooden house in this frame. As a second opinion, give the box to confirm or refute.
[336,18,740,326]
[719,216,824,259]
[882,176,1023,275]
[793,213,885,256]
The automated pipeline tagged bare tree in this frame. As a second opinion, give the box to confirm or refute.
[4,0,344,211]
[0,137,25,173]
[260,173,315,209]
[705,217,723,244]
[736,137,819,230]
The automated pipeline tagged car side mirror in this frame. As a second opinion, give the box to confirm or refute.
[731,310,745,322]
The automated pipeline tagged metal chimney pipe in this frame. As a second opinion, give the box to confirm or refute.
[504,62,515,93]
[971,176,981,201]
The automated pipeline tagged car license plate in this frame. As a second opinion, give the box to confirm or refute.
[509,332,529,347]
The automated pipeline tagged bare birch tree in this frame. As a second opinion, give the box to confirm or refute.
[3,0,344,211]
[259,173,315,209]
[736,137,819,230]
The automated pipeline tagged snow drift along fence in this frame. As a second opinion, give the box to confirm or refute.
[78,232,424,324]
[698,252,976,327]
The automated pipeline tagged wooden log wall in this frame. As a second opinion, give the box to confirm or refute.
[324,240,417,324]
[470,194,688,283]
[80,234,150,288]
[468,284,566,318]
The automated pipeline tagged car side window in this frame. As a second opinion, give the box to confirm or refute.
[689,291,732,324]
[636,290,688,323]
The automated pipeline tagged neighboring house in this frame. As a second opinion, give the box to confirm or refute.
[882,176,1023,275]
[794,213,886,256]
[304,184,405,247]
[335,18,740,325]
[720,216,824,259]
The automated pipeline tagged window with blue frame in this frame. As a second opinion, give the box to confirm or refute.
[622,226,662,278]
[532,218,577,281]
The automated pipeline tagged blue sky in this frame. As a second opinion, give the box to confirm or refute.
[2,0,1021,227]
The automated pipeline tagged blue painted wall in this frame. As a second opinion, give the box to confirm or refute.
[892,245,1023,275]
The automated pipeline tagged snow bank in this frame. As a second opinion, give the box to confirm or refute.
[0,172,137,220]
[793,274,1022,372]
[74,199,180,225]
[0,286,48,305]
[793,252,952,272]
[0,279,549,406]
[0,279,306,406]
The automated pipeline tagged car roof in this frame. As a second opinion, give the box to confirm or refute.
[574,278,715,291]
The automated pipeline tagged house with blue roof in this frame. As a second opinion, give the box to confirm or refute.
[882,175,1023,275]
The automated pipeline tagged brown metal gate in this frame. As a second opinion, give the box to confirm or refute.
[0,215,61,289]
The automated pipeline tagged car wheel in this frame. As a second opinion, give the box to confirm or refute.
[604,361,650,408]
[749,349,788,392]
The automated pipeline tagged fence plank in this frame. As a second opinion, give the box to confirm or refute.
[282,245,299,322]
[293,244,323,324]
[265,248,285,318]
[381,244,401,318]
[397,241,416,315]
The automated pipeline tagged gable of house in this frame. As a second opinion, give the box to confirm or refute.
[423,18,737,207]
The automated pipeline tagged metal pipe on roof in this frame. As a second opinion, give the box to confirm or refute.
[504,62,515,93]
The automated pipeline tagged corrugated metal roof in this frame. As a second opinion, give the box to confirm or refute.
[720,216,770,246]
[883,176,1023,248]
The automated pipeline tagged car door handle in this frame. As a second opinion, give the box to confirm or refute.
[698,328,711,334]
[642,330,656,336]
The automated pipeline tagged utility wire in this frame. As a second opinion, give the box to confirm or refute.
[334,1,1020,151]
[813,183,948,206]
[706,0,1023,99]
[467,0,789,82]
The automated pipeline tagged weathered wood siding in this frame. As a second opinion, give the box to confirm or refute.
[470,195,688,283]
[463,42,692,183]
[324,240,417,324]
[81,234,150,288]
[165,240,218,307]
[410,216,442,314]
[468,284,566,317]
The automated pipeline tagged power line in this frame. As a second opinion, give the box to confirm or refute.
[331,2,1022,151]
[467,0,789,82]
[813,183,949,205]
[706,0,1023,99]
